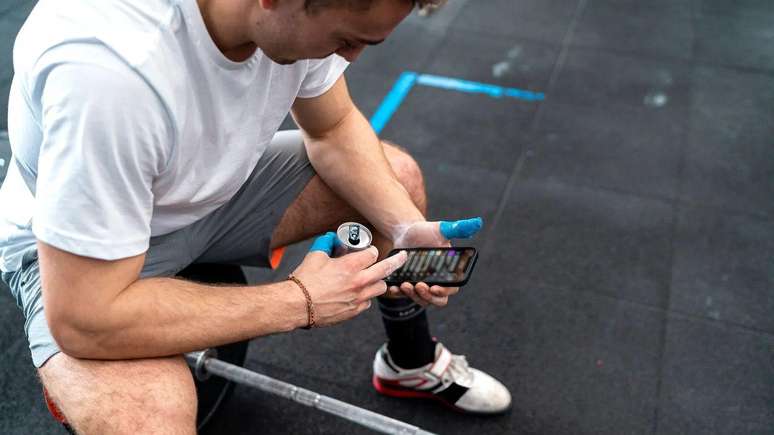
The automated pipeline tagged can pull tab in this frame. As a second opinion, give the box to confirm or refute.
[348,224,361,245]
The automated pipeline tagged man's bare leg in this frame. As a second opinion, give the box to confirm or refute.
[270,139,438,371]
[270,139,512,414]
[38,353,197,434]
[270,140,427,262]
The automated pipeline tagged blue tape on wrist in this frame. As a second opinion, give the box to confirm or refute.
[440,217,483,239]
[309,232,337,255]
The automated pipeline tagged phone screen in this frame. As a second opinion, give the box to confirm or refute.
[385,247,477,286]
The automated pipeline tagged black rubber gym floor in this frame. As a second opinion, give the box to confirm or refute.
[1,1,773,434]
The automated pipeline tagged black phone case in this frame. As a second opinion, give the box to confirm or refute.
[384,247,478,287]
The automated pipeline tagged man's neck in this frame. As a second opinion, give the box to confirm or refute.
[196,0,258,62]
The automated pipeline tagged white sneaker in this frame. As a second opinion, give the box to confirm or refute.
[372,342,512,414]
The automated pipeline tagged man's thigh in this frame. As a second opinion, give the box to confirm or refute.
[0,250,197,433]
[38,352,197,434]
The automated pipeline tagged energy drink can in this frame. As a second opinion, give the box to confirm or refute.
[333,222,373,258]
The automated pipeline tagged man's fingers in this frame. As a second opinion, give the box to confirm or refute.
[414,282,433,301]
[360,250,407,283]
[415,282,449,307]
[303,250,333,267]
[397,282,450,307]
[400,282,428,307]
[355,299,373,315]
[430,285,459,296]
[359,280,388,301]
[337,245,380,270]
[308,232,337,256]
[439,217,483,240]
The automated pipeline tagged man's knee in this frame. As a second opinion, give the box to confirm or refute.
[39,353,197,434]
[382,141,426,214]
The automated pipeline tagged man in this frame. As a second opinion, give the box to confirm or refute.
[0,0,511,432]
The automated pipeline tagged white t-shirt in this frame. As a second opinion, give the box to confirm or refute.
[0,0,349,272]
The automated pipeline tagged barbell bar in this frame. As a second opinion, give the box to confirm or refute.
[185,350,437,435]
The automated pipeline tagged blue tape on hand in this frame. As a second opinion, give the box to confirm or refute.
[440,217,483,240]
[309,232,337,256]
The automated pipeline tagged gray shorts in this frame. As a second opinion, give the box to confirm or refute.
[1,130,315,368]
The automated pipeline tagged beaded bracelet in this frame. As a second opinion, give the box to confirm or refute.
[288,274,315,329]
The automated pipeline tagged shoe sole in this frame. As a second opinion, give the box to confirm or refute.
[371,375,511,417]
[372,375,467,412]
[372,375,512,416]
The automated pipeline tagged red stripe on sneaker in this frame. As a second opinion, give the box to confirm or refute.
[373,376,437,399]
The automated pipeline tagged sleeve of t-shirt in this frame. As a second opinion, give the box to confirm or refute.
[296,54,350,99]
[32,57,173,260]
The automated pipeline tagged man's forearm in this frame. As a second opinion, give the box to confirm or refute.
[304,108,424,237]
[57,276,306,360]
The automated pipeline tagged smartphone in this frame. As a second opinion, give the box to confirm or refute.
[385,247,478,287]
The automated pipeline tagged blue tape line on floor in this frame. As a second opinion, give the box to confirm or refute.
[416,74,545,101]
[369,71,545,133]
[370,71,418,134]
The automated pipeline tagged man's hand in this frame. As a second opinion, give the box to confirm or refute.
[290,233,408,327]
[387,217,483,307]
